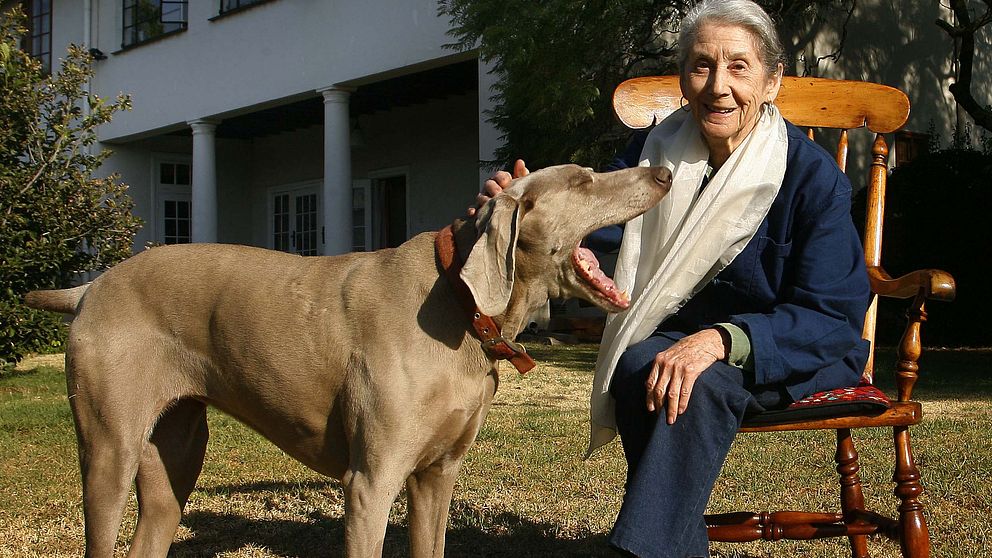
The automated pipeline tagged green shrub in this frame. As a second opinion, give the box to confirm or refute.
[0,8,140,368]
[855,148,992,348]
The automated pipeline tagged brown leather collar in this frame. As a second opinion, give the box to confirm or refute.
[435,224,536,374]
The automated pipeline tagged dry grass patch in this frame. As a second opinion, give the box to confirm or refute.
[14,353,66,371]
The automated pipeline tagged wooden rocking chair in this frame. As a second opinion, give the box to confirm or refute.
[612,76,956,558]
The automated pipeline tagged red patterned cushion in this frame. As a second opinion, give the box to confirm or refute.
[743,382,892,426]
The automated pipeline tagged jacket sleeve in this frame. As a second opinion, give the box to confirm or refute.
[727,171,870,386]
[604,128,650,171]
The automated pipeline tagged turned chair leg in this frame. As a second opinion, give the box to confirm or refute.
[836,428,869,558]
[893,425,929,558]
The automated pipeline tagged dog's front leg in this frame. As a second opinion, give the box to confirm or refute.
[343,467,407,557]
[405,460,462,558]
[405,371,498,557]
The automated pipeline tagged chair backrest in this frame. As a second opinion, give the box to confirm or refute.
[612,75,911,382]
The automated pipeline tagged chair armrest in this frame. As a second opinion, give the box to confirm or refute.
[867,266,956,302]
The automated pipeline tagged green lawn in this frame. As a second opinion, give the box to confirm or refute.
[1,347,989,557]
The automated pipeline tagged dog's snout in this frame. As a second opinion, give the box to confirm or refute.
[652,167,673,190]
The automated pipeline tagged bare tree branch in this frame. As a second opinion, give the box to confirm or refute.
[937,0,992,132]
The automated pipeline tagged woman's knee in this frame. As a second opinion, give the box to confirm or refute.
[609,335,678,401]
[610,352,648,402]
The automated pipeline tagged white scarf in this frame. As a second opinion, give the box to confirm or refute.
[587,105,788,456]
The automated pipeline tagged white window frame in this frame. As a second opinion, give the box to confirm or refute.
[152,154,193,245]
[352,179,372,252]
[266,180,323,256]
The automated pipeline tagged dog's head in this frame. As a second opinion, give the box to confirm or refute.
[461,164,671,334]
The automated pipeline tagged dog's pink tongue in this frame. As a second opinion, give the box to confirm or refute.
[573,247,630,309]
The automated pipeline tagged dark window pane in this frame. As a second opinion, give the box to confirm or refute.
[160,162,174,184]
[176,163,190,185]
[123,0,188,47]
[177,201,190,219]
[221,0,267,13]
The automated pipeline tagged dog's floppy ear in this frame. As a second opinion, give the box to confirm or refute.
[461,195,521,316]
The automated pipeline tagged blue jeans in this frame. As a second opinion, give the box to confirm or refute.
[608,333,788,558]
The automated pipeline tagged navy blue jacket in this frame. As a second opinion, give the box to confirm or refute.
[595,123,870,402]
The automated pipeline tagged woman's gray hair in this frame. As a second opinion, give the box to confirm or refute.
[677,0,785,76]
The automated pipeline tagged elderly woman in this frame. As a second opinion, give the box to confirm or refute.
[479,0,869,556]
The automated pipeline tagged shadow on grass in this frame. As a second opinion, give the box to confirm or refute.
[197,479,338,496]
[173,497,614,557]
[871,348,992,400]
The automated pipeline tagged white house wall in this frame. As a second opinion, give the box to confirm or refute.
[84,0,462,141]
[30,0,484,254]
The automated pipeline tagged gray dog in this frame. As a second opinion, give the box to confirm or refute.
[26,164,671,557]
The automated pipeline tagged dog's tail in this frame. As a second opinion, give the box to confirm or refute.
[24,284,91,316]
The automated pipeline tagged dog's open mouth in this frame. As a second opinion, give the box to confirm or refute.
[572,246,630,311]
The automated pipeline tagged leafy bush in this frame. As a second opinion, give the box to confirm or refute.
[855,147,992,348]
[0,8,140,368]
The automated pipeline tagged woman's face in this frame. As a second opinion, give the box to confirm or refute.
[680,23,782,164]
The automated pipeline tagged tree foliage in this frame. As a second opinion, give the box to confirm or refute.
[0,8,140,367]
[440,0,684,170]
[438,0,854,171]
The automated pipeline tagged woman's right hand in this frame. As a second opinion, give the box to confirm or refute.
[468,159,529,217]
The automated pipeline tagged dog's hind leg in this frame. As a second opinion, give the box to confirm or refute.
[68,337,200,558]
[127,399,209,557]
[405,461,461,558]
[63,340,151,558]
[71,395,147,558]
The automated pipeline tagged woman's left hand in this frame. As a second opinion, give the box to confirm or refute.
[645,329,729,424]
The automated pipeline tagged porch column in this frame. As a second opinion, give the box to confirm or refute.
[188,118,220,243]
[318,86,355,255]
